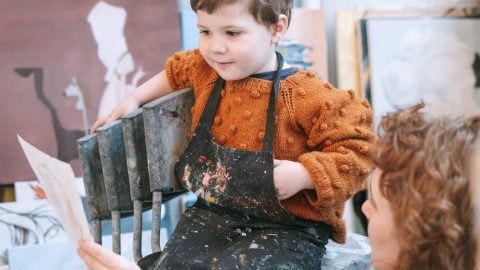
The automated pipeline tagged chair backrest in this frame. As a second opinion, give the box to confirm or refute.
[77,88,194,262]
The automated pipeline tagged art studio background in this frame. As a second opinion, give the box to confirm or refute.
[0,0,479,269]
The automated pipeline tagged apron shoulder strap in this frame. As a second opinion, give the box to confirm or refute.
[198,77,224,128]
[263,52,283,152]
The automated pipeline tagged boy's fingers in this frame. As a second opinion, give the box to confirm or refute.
[273,159,282,167]
[105,115,118,125]
[91,115,115,133]
[103,111,124,127]
[90,118,105,133]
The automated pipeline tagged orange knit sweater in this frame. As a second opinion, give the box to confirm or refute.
[165,49,375,243]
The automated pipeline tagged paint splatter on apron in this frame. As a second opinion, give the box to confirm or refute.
[151,53,332,269]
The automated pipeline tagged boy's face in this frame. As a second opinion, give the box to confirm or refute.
[197,2,278,81]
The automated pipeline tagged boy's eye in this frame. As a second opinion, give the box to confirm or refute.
[226,31,241,37]
[199,30,211,36]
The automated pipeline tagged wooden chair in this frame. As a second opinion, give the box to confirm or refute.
[76,89,194,263]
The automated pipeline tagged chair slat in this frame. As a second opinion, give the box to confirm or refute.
[122,109,152,201]
[143,88,194,192]
[77,134,109,244]
[96,121,133,212]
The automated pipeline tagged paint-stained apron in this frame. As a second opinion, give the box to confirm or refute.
[151,53,332,270]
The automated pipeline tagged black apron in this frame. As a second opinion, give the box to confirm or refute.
[151,52,331,270]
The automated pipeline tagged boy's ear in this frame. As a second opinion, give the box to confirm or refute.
[271,14,288,44]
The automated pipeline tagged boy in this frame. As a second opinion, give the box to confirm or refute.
[79,0,375,269]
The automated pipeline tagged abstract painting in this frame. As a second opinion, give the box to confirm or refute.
[0,1,181,184]
[336,7,480,101]
[366,17,480,124]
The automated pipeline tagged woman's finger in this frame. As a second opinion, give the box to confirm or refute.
[78,240,127,268]
[77,245,110,270]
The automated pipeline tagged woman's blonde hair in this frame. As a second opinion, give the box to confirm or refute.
[376,103,479,269]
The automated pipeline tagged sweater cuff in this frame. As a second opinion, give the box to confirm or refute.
[298,152,336,208]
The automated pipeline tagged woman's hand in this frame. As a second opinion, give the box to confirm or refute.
[77,240,140,270]
[90,96,140,133]
[273,159,314,200]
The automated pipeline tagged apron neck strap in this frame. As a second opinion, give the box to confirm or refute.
[263,52,283,152]
[199,52,284,152]
[198,77,224,127]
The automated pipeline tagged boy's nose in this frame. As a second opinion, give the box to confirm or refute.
[209,38,227,54]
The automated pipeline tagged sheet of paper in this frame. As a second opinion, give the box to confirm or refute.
[17,135,91,243]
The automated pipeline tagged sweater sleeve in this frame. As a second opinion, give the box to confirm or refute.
[296,84,376,209]
[164,49,203,91]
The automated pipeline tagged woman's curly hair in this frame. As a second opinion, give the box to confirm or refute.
[375,103,480,269]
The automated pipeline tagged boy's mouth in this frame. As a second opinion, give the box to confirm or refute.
[215,61,233,68]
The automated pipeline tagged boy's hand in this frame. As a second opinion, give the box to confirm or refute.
[90,96,140,133]
[77,240,140,270]
[273,159,314,200]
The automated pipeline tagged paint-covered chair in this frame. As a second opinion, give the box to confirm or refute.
[76,89,193,263]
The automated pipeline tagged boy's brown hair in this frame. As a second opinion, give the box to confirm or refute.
[376,103,479,269]
[190,0,293,27]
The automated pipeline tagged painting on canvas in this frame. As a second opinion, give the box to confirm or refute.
[366,17,480,124]
[336,7,480,101]
[336,10,364,97]
[0,1,181,184]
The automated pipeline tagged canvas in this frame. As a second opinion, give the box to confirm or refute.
[367,17,480,124]
[278,8,329,80]
[336,7,480,100]
[0,0,181,184]
[335,10,364,97]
